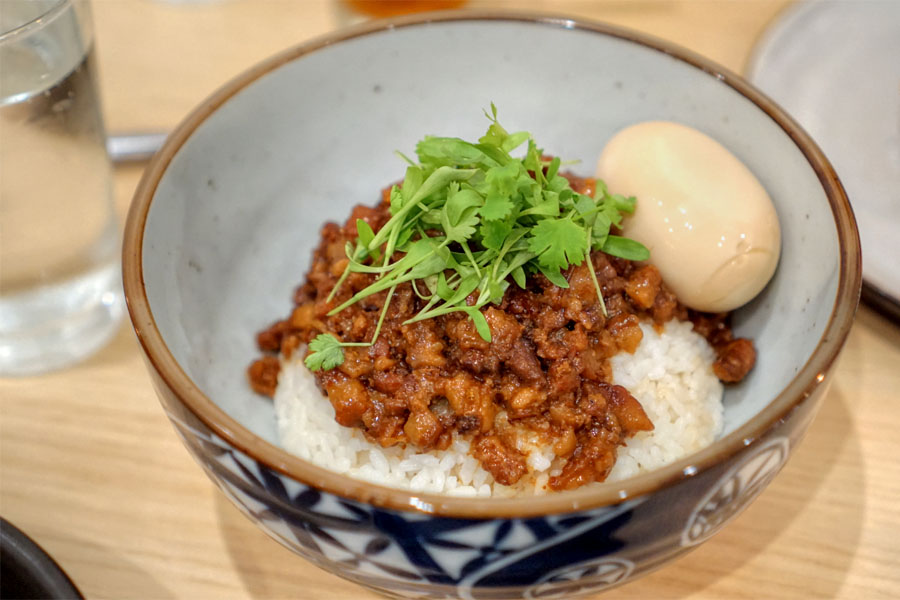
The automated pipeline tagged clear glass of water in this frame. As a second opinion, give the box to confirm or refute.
[0,0,123,376]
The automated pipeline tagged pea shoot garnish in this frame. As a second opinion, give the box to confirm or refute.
[305,106,648,371]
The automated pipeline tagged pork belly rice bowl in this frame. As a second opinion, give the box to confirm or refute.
[247,111,765,499]
[123,11,861,599]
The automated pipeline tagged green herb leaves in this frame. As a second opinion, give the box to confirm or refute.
[305,105,649,371]
[528,218,588,272]
[304,333,345,371]
[601,235,650,261]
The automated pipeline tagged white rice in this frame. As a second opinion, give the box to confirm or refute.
[274,319,722,497]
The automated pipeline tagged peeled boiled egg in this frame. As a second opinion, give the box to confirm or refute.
[596,121,780,312]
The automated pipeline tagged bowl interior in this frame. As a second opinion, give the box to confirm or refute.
[141,18,842,473]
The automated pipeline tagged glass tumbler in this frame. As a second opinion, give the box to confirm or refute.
[0,0,123,376]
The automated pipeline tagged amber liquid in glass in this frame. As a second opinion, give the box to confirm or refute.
[344,0,467,18]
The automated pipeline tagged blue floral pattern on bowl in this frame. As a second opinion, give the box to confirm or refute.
[160,397,806,599]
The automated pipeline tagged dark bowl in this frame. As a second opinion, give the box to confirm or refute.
[1,518,82,600]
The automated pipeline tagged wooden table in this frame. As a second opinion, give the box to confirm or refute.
[2,1,898,598]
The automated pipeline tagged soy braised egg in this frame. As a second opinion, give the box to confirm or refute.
[596,121,781,312]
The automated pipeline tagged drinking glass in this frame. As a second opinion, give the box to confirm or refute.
[0,0,123,376]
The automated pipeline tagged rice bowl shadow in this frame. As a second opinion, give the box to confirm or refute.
[614,383,864,598]
[212,490,379,599]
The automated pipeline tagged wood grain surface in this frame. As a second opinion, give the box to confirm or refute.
[2,1,898,598]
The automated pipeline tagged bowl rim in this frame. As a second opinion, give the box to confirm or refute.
[123,9,861,519]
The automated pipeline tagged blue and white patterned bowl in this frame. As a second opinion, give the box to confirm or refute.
[123,12,861,599]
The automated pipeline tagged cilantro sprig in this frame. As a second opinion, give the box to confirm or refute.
[305,105,649,371]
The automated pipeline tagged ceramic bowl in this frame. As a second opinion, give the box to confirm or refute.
[123,12,861,599]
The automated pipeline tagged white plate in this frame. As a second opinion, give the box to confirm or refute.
[746,0,900,320]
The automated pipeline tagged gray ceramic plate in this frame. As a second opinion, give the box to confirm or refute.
[0,518,83,600]
[746,0,900,321]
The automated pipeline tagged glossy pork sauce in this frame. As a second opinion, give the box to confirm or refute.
[249,176,755,491]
